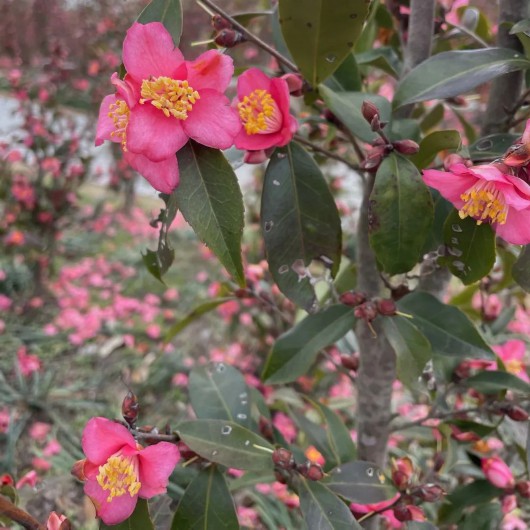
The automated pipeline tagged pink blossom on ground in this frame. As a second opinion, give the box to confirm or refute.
[423,162,530,244]
[96,22,240,193]
[237,506,260,527]
[172,373,189,387]
[493,340,529,382]
[0,294,12,311]
[29,422,52,441]
[17,346,42,377]
[0,408,10,433]
[32,457,52,471]
[43,439,62,457]
[16,470,38,489]
[233,68,298,154]
[79,417,180,525]
[46,512,68,530]
[482,456,515,489]
[272,412,297,443]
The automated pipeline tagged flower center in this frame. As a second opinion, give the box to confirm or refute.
[108,99,130,151]
[140,77,200,119]
[505,359,523,375]
[459,180,508,225]
[96,454,141,502]
[238,89,282,135]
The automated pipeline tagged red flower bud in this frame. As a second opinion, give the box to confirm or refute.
[272,448,295,470]
[516,480,530,498]
[482,456,515,489]
[340,353,359,371]
[234,288,252,298]
[211,14,232,30]
[298,461,324,481]
[214,29,245,48]
[393,139,420,155]
[70,459,87,482]
[281,73,304,96]
[0,473,14,486]
[362,100,380,124]
[354,301,378,322]
[122,391,140,426]
[376,298,397,316]
[370,114,382,132]
[259,417,274,441]
[504,404,529,422]
[339,290,367,307]
[177,441,198,460]
[414,483,445,502]
[393,504,412,522]
[392,457,414,490]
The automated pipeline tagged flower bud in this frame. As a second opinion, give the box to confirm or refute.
[281,73,304,97]
[504,404,529,422]
[339,290,367,307]
[354,301,378,322]
[298,461,324,481]
[272,448,295,470]
[516,480,530,498]
[392,457,414,490]
[393,503,412,522]
[370,114,381,132]
[414,483,445,502]
[259,417,274,440]
[177,441,197,460]
[376,298,397,316]
[443,153,471,171]
[214,29,245,48]
[211,14,232,31]
[70,459,87,482]
[362,100,380,124]
[393,139,420,155]
[122,391,139,426]
[234,288,252,298]
[340,353,359,371]
[481,456,515,489]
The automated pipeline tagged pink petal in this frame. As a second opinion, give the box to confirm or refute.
[127,104,188,161]
[494,206,530,245]
[498,173,530,210]
[125,152,179,193]
[123,22,185,81]
[470,164,506,182]
[237,68,272,100]
[85,477,138,525]
[234,127,285,151]
[269,77,297,145]
[182,89,241,149]
[186,50,234,92]
[111,73,139,109]
[82,417,135,465]
[138,442,180,498]
[95,94,119,147]
[422,168,475,207]
[522,119,530,144]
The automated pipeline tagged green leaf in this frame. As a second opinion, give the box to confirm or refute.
[459,502,503,530]
[170,467,239,530]
[176,141,245,287]
[323,461,397,504]
[298,478,362,530]
[381,316,432,391]
[177,419,274,470]
[137,0,182,45]
[189,363,250,427]
[512,245,530,292]
[164,297,236,341]
[324,53,362,92]
[279,0,371,86]
[141,246,174,284]
[464,370,530,394]
[440,209,496,285]
[100,499,154,530]
[356,47,400,77]
[410,130,462,170]
[469,134,520,161]
[452,108,478,144]
[233,10,273,26]
[262,305,356,384]
[420,103,445,133]
[397,291,494,359]
[421,190,454,254]
[368,154,434,275]
[394,48,530,108]
[319,85,391,143]
[262,143,342,311]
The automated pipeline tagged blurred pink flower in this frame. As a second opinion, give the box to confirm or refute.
[79,417,180,525]
[16,470,38,489]
[494,340,529,382]
[29,422,51,441]
[46,511,68,530]
[0,408,10,433]
[482,456,515,489]
[234,68,297,152]
[423,162,530,244]
[17,346,42,377]
[502,513,527,530]
[273,412,297,443]
[43,439,62,457]
[32,457,52,471]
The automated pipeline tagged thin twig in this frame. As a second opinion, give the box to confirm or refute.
[196,0,299,73]
[0,496,46,530]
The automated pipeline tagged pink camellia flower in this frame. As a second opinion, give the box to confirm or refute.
[77,417,179,525]
[423,162,530,245]
[482,456,515,489]
[96,22,241,193]
[233,68,298,158]
[493,340,529,382]
[15,470,38,489]
[46,511,69,530]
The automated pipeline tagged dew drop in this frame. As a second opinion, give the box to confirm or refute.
[237,413,248,420]
[239,392,248,399]
[335,467,342,474]
[212,450,219,456]
[215,362,226,373]
[325,54,337,63]
[451,224,463,233]
[278,264,289,275]
[366,467,374,477]
[221,425,232,435]
[264,221,274,232]
[244,440,250,446]
[273,179,280,186]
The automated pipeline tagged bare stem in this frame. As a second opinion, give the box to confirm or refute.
[196,0,299,73]
[0,496,46,530]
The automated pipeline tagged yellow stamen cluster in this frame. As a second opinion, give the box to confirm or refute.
[97,454,141,502]
[505,359,523,375]
[140,77,199,119]
[238,89,279,135]
[459,180,508,225]
[108,100,130,151]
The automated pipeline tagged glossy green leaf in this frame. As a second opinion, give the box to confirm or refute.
[464,370,530,394]
[100,499,154,530]
[176,141,245,287]
[262,305,356,384]
[189,363,250,427]
[319,85,392,143]
[394,48,530,108]
[298,478,362,530]
[279,0,370,86]
[440,209,496,285]
[177,419,274,470]
[420,103,445,133]
[459,502,503,530]
[324,53,362,92]
[421,190,454,254]
[512,245,530,292]
[262,143,342,311]
[323,461,397,504]
[381,316,432,391]
[137,0,182,45]
[356,47,400,77]
[397,291,494,359]
[469,134,520,161]
[164,297,236,341]
[170,467,238,530]
[410,130,462,170]
[369,154,434,275]
[141,245,174,284]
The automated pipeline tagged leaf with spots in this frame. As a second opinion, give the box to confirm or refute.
[279,0,371,87]
[262,143,342,310]
[170,466,238,530]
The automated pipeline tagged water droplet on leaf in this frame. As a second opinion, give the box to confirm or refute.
[273,179,280,186]
[451,224,463,233]
[237,413,247,420]
[366,467,374,477]
[221,425,232,435]
[278,264,289,275]
[264,221,274,232]
[215,363,226,373]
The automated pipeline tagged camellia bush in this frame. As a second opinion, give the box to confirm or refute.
[4,0,530,528]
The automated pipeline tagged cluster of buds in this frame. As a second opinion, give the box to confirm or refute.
[339,290,398,322]
[272,447,325,482]
[360,100,419,171]
[211,15,246,48]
